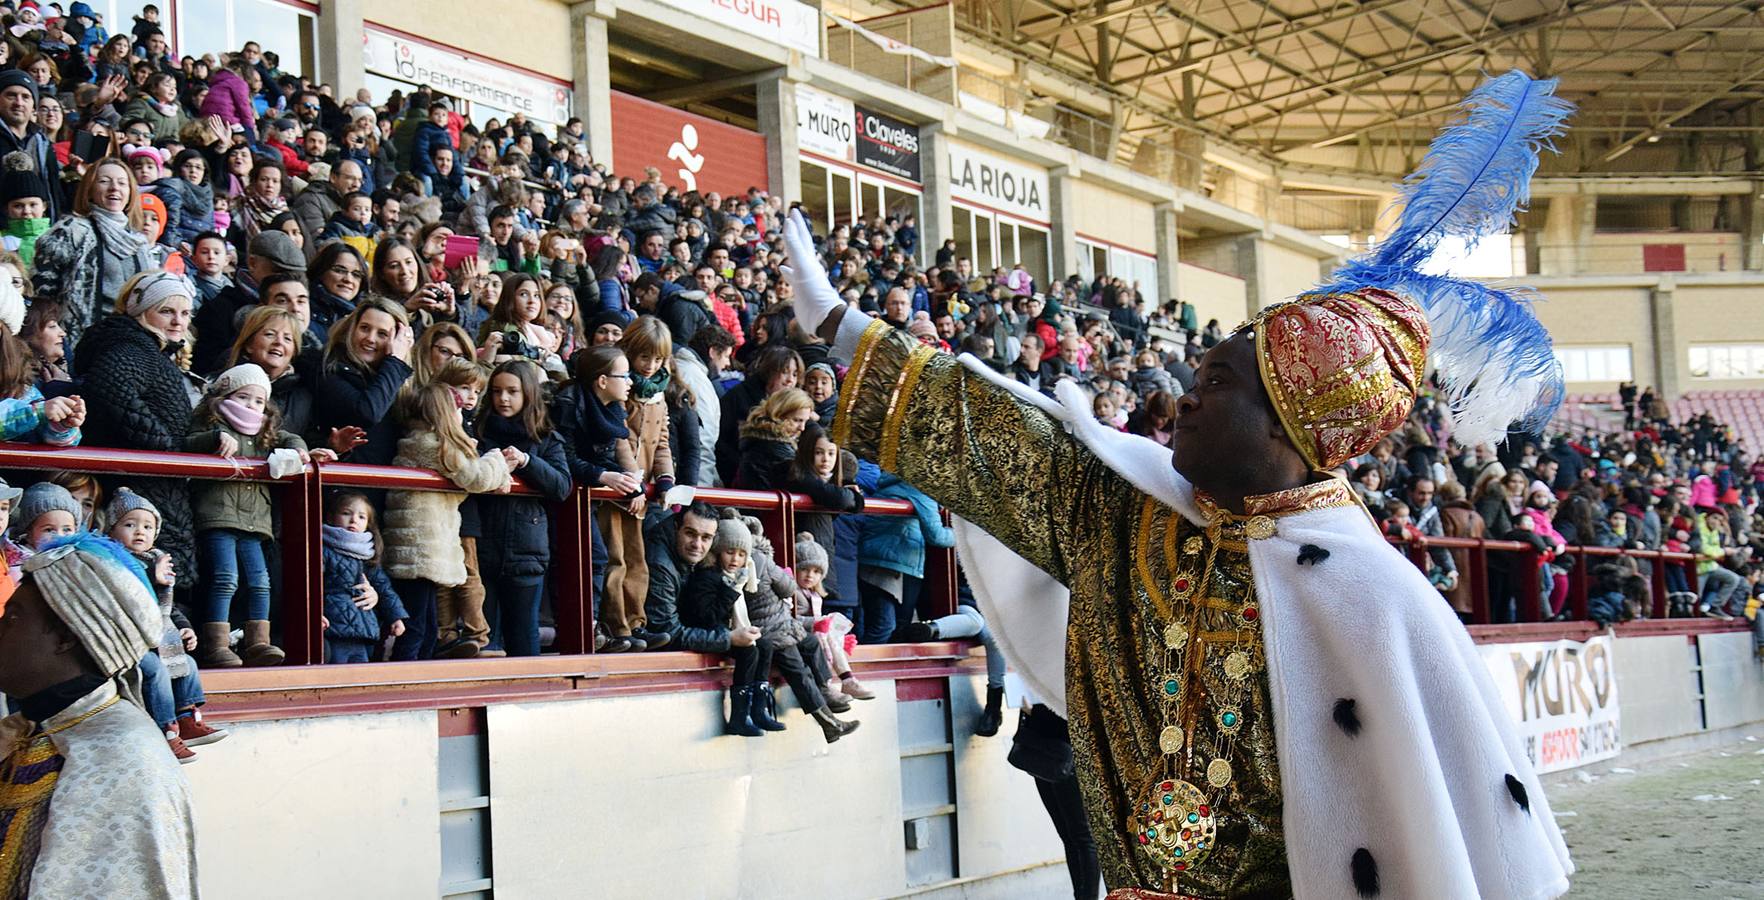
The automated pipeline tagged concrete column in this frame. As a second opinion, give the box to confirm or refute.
[919,123,954,268]
[317,0,364,101]
[1649,279,1679,398]
[1235,234,1267,320]
[1572,194,1597,275]
[571,1,616,170]
[1742,182,1764,271]
[755,75,800,203]
[1048,166,1078,281]
[1153,201,1181,305]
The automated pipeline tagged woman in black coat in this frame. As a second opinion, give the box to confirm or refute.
[733,389,814,492]
[74,272,198,588]
[715,344,801,485]
[310,297,415,466]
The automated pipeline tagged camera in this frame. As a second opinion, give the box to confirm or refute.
[499,328,541,361]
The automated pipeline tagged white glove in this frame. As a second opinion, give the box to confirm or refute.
[779,209,845,336]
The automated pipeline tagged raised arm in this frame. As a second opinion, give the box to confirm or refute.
[779,211,1131,585]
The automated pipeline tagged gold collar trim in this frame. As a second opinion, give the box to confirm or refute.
[1192,477,1359,543]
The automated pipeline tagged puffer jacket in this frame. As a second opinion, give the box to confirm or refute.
[74,314,195,587]
[186,419,307,537]
[1128,365,1178,399]
[857,461,954,580]
[198,67,256,136]
[165,176,213,248]
[321,539,408,643]
[733,416,795,490]
[745,530,806,650]
[383,428,512,586]
[475,422,572,578]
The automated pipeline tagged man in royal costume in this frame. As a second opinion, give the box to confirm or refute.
[0,534,198,899]
[782,72,1577,899]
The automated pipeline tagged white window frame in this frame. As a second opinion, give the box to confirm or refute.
[1688,344,1764,380]
[953,201,1049,285]
[1552,345,1633,383]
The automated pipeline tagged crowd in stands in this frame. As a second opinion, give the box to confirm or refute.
[1345,385,1764,655]
[0,1,1753,762]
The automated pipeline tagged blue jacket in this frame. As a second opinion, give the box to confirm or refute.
[322,545,408,643]
[410,122,453,180]
[857,461,953,579]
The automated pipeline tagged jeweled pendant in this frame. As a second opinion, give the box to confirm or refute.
[1158,725,1182,755]
[1131,777,1218,875]
[1223,651,1251,680]
[1163,622,1189,650]
[1207,757,1233,788]
[1217,707,1243,736]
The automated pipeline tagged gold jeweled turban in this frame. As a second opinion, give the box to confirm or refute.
[1251,287,1431,472]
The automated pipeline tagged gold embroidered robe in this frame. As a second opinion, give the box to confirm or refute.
[833,323,1361,897]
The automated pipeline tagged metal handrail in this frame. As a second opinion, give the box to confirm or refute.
[0,440,946,664]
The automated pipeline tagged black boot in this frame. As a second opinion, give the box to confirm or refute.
[749,683,787,732]
[724,685,763,737]
[812,706,861,743]
[975,685,1005,737]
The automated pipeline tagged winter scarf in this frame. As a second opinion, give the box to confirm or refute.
[631,366,671,401]
[90,208,152,304]
[217,398,264,435]
[479,412,534,452]
[321,524,375,560]
[3,216,48,266]
[581,390,629,441]
[242,189,288,234]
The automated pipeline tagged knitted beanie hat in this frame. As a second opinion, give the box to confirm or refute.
[711,507,752,554]
[210,362,273,398]
[104,487,160,528]
[14,481,82,535]
[794,531,828,572]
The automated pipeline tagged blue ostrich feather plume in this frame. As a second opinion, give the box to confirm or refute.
[1309,70,1574,446]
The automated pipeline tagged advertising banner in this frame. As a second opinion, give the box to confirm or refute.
[610,92,769,198]
[362,28,572,124]
[855,106,921,182]
[648,0,821,57]
[796,84,855,161]
[947,140,1049,222]
[1477,633,1622,774]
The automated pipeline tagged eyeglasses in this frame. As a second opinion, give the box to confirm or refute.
[605,372,634,380]
[126,128,152,139]
[327,265,362,280]
[301,103,319,110]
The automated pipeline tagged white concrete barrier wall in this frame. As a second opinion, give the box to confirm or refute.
[182,643,1759,898]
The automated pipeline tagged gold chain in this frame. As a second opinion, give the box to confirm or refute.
[1133,512,1264,894]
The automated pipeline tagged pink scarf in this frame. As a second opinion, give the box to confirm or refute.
[218,398,265,436]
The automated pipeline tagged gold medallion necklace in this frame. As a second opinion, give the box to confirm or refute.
[1128,514,1268,892]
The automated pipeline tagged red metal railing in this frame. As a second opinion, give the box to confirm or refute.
[1388,533,1699,622]
[0,444,948,665]
[0,444,1717,664]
